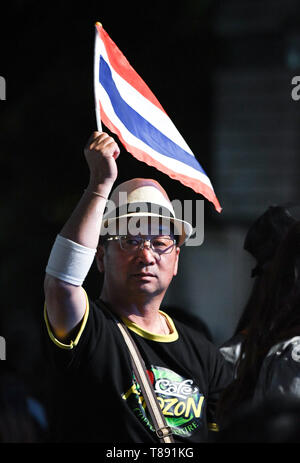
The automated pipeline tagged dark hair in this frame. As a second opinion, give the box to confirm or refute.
[218,221,300,425]
[233,205,296,335]
[244,205,296,278]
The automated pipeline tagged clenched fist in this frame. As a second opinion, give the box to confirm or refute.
[84,132,120,193]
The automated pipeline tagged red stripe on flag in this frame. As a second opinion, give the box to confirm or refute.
[98,100,222,213]
[96,23,167,114]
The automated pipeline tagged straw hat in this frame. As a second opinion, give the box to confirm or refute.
[101,178,193,246]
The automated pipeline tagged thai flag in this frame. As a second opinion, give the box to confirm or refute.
[94,22,221,212]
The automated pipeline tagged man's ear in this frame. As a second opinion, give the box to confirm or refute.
[173,247,180,276]
[96,245,105,273]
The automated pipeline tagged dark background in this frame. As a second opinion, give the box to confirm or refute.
[1,0,300,423]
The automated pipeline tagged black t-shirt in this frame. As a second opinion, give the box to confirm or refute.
[43,292,231,443]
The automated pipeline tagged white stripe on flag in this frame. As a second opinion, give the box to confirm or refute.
[98,84,213,188]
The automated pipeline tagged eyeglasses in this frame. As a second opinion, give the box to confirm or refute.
[105,235,177,255]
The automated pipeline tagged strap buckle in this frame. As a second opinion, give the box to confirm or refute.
[156,426,173,439]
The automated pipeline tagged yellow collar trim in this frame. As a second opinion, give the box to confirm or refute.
[122,310,178,343]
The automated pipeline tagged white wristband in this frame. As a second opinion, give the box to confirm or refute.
[45,235,97,286]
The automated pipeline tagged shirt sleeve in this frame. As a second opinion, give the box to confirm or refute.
[42,291,107,370]
[44,288,90,351]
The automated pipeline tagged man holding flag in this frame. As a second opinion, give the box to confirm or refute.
[42,23,230,443]
[43,130,231,443]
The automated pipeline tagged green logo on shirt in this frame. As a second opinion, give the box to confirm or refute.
[122,366,204,437]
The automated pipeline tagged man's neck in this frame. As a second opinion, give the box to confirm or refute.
[99,290,170,335]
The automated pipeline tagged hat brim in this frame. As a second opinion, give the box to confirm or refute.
[101,212,193,247]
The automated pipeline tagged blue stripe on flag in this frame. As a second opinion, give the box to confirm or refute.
[99,57,206,175]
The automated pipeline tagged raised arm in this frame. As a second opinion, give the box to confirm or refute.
[44,132,120,340]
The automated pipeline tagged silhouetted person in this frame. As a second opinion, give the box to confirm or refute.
[220,205,298,376]
[218,221,300,431]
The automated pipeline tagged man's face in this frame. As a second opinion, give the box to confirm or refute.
[97,220,180,303]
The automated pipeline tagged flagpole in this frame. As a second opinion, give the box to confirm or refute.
[94,22,102,132]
